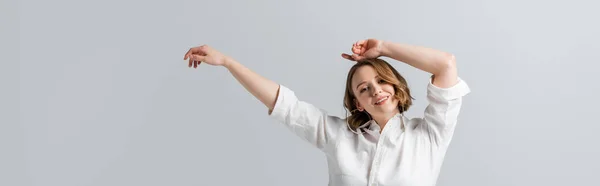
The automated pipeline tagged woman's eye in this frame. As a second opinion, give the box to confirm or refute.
[379,79,386,83]
[360,87,368,93]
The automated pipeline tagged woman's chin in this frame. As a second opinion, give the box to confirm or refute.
[373,105,397,114]
[379,101,399,113]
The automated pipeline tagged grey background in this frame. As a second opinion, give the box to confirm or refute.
[5,0,599,185]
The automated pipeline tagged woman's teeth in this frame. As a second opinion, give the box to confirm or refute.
[375,96,389,105]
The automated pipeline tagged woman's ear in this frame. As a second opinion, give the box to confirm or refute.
[354,99,364,111]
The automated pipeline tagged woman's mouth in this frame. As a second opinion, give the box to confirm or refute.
[374,96,389,106]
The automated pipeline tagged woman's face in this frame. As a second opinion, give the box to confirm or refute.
[351,65,399,116]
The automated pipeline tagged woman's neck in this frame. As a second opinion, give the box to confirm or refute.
[372,110,400,132]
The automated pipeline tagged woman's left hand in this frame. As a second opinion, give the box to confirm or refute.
[341,38,385,61]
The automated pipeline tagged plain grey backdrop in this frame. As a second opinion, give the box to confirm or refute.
[5,0,599,185]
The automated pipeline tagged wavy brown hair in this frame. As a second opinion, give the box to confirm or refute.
[343,58,414,132]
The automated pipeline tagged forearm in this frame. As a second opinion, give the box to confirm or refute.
[223,58,280,111]
[381,42,455,75]
[380,41,458,88]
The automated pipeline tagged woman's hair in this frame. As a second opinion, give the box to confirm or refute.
[343,58,414,132]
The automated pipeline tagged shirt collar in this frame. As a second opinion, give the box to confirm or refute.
[366,113,404,132]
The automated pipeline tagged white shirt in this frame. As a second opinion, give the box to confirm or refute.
[268,77,470,186]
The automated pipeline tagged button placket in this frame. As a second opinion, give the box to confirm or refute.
[367,121,393,185]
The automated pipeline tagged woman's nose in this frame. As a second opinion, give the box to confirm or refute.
[371,84,382,96]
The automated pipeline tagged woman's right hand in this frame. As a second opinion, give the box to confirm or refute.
[183,45,230,68]
[341,38,385,61]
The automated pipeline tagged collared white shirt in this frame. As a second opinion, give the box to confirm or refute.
[268,77,470,186]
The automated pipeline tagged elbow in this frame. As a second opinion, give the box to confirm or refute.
[436,53,456,74]
[430,53,459,88]
[444,53,457,70]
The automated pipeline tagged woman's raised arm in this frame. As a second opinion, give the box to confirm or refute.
[342,39,458,88]
[184,45,280,112]
[184,44,343,151]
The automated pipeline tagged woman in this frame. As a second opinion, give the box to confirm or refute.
[184,38,470,186]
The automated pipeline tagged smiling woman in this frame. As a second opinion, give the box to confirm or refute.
[343,58,414,133]
[184,38,470,186]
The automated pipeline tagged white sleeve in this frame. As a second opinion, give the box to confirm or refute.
[419,77,471,147]
[268,85,343,151]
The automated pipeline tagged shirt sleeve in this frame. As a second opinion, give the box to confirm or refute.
[268,84,343,151]
[418,76,471,147]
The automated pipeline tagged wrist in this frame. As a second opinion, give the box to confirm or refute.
[222,56,238,69]
[379,41,391,57]
[223,56,237,69]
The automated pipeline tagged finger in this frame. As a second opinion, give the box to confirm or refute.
[190,54,206,64]
[341,53,356,61]
[352,44,361,54]
[356,40,367,46]
[184,45,208,60]
[195,58,202,68]
[353,42,367,54]
[341,53,351,60]
[352,54,365,61]
[184,48,194,60]
[189,54,197,68]
[353,47,365,55]
[354,41,364,50]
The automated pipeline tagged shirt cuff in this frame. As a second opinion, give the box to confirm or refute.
[268,84,295,120]
[427,76,471,101]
